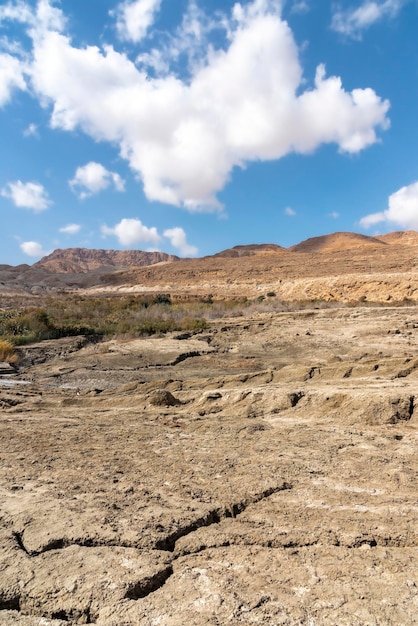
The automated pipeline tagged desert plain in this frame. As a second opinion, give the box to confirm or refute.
[1,232,418,625]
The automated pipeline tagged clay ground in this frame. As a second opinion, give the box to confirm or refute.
[1,306,418,625]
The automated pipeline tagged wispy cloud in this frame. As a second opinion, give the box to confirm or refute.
[23,122,39,137]
[284,206,297,216]
[331,0,406,39]
[1,180,52,212]
[59,223,81,235]
[290,0,310,14]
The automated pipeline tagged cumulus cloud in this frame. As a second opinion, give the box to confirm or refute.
[360,181,418,230]
[0,53,26,106]
[69,162,125,199]
[1,0,390,210]
[101,217,161,247]
[59,223,81,234]
[20,240,48,257]
[163,227,198,256]
[284,206,296,216]
[331,0,406,38]
[328,211,340,219]
[113,0,162,43]
[1,180,51,211]
[0,0,65,39]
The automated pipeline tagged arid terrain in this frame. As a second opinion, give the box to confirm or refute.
[1,232,418,624]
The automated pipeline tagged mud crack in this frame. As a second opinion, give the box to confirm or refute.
[124,565,174,600]
[155,482,292,552]
[12,533,138,558]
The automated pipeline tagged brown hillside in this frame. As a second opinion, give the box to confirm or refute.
[213,244,284,258]
[34,248,178,274]
[376,231,418,245]
[290,232,386,253]
[3,230,418,301]
[93,231,418,303]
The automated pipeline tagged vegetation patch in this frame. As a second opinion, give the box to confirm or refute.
[0,339,18,363]
[0,296,211,346]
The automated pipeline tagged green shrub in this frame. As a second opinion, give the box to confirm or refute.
[153,293,171,305]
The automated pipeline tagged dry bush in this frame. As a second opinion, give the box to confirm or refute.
[0,340,18,364]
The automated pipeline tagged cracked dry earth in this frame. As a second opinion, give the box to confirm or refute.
[1,306,418,625]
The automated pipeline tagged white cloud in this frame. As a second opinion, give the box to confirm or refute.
[101,217,161,247]
[1,180,51,212]
[2,0,390,211]
[0,52,26,106]
[20,240,48,257]
[23,122,39,137]
[113,0,161,43]
[69,162,125,199]
[0,0,65,36]
[290,0,310,14]
[0,2,34,26]
[360,181,418,230]
[329,211,340,219]
[59,223,81,234]
[284,206,296,216]
[331,0,406,38]
[163,227,198,256]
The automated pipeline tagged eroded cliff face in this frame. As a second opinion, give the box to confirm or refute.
[33,248,179,274]
[1,306,418,625]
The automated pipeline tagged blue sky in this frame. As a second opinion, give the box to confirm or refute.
[0,0,417,265]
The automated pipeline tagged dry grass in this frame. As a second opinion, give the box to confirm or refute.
[0,339,18,363]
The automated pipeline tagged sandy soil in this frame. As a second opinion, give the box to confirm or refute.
[1,306,418,624]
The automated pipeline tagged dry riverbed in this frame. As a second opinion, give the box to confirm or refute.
[1,306,418,625]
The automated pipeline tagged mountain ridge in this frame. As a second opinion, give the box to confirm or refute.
[2,230,418,299]
[33,248,179,274]
[32,230,418,273]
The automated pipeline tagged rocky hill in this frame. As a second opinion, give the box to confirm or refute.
[34,248,179,274]
[375,230,418,245]
[289,231,386,253]
[92,230,418,303]
[2,231,418,302]
[212,243,284,257]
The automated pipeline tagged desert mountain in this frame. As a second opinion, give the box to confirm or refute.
[34,248,179,274]
[289,231,386,253]
[375,230,418,245]
[2,230,418,301]
[213,243,284,257]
